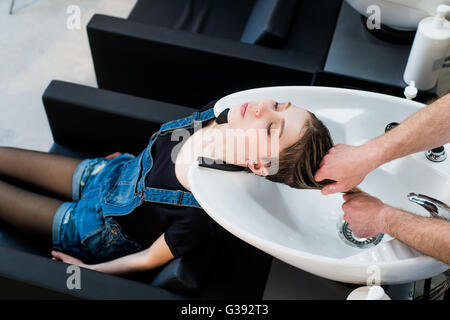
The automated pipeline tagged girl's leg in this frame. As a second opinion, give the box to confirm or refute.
[0,147,82,199]
[0,179,62,238]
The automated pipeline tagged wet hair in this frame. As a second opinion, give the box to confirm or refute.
[260,111,361,194]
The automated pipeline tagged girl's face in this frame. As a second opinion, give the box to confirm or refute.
[226,99,311,175]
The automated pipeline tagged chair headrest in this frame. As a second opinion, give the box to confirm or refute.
[240,0,299,48]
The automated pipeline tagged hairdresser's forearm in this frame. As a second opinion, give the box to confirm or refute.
[381,206,450,264]
[365,93,450,167]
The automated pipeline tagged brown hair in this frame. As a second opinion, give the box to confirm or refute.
[262,112,361,194]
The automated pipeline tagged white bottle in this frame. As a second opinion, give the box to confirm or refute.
[403,5,450,91]
[404,81,418,100]
[346,285,391,300]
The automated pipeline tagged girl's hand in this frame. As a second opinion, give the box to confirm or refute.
[105,152,122,160]
[51,250,90,269]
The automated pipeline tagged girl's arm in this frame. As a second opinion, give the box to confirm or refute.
[51,233,174,275]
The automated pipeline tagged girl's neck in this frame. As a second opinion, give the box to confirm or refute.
[197,121,245,167]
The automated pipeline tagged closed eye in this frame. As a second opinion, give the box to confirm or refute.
[268,102,280,134]
[267,123,273,135]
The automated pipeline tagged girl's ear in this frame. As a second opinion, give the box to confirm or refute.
[247,161,269,177]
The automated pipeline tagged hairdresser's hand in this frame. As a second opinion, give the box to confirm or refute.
[315,144,380,195]
[51,251,90,269]
[342,192,389,238]
[105,152,122,160]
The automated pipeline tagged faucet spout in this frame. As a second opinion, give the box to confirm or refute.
[407,193,450,220]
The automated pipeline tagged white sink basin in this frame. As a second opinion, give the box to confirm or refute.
[345,0,450,30]
[189,86,449,284]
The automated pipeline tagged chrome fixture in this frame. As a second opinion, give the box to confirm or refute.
[337,220,384,248]
[385,122,399,132]
[425,146,447,162]
[407,193,450,220]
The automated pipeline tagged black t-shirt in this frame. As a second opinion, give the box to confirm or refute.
[115,101,219,258]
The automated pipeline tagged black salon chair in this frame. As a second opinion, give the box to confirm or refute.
[0,80,272,299]
[87,0,342,109]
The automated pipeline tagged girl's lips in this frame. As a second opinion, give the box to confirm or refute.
[240,103,248,118]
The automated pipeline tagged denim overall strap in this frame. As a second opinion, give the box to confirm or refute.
[158,108,215,135]
[134,106,217,210]
[142,188,202,208]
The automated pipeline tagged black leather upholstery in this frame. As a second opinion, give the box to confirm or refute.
[241,0,299,48]
[128,0,255,41]
[150,239,217,295]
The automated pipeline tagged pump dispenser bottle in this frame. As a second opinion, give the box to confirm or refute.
[403,5,450,90]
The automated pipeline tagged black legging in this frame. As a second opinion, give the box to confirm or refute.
[0,147,82,239]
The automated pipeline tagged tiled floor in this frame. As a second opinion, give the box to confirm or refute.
[0,0,137,151]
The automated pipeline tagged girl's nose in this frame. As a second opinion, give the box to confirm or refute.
[253,105,262,118]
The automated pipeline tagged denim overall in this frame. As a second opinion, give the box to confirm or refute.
[52,107,216,263]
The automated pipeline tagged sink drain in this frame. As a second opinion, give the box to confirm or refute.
[338,220,384,249]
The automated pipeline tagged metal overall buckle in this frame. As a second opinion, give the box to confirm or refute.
[150,130,160,140]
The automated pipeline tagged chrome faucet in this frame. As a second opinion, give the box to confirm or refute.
[425,146,447,162]
[407,193,450,220]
